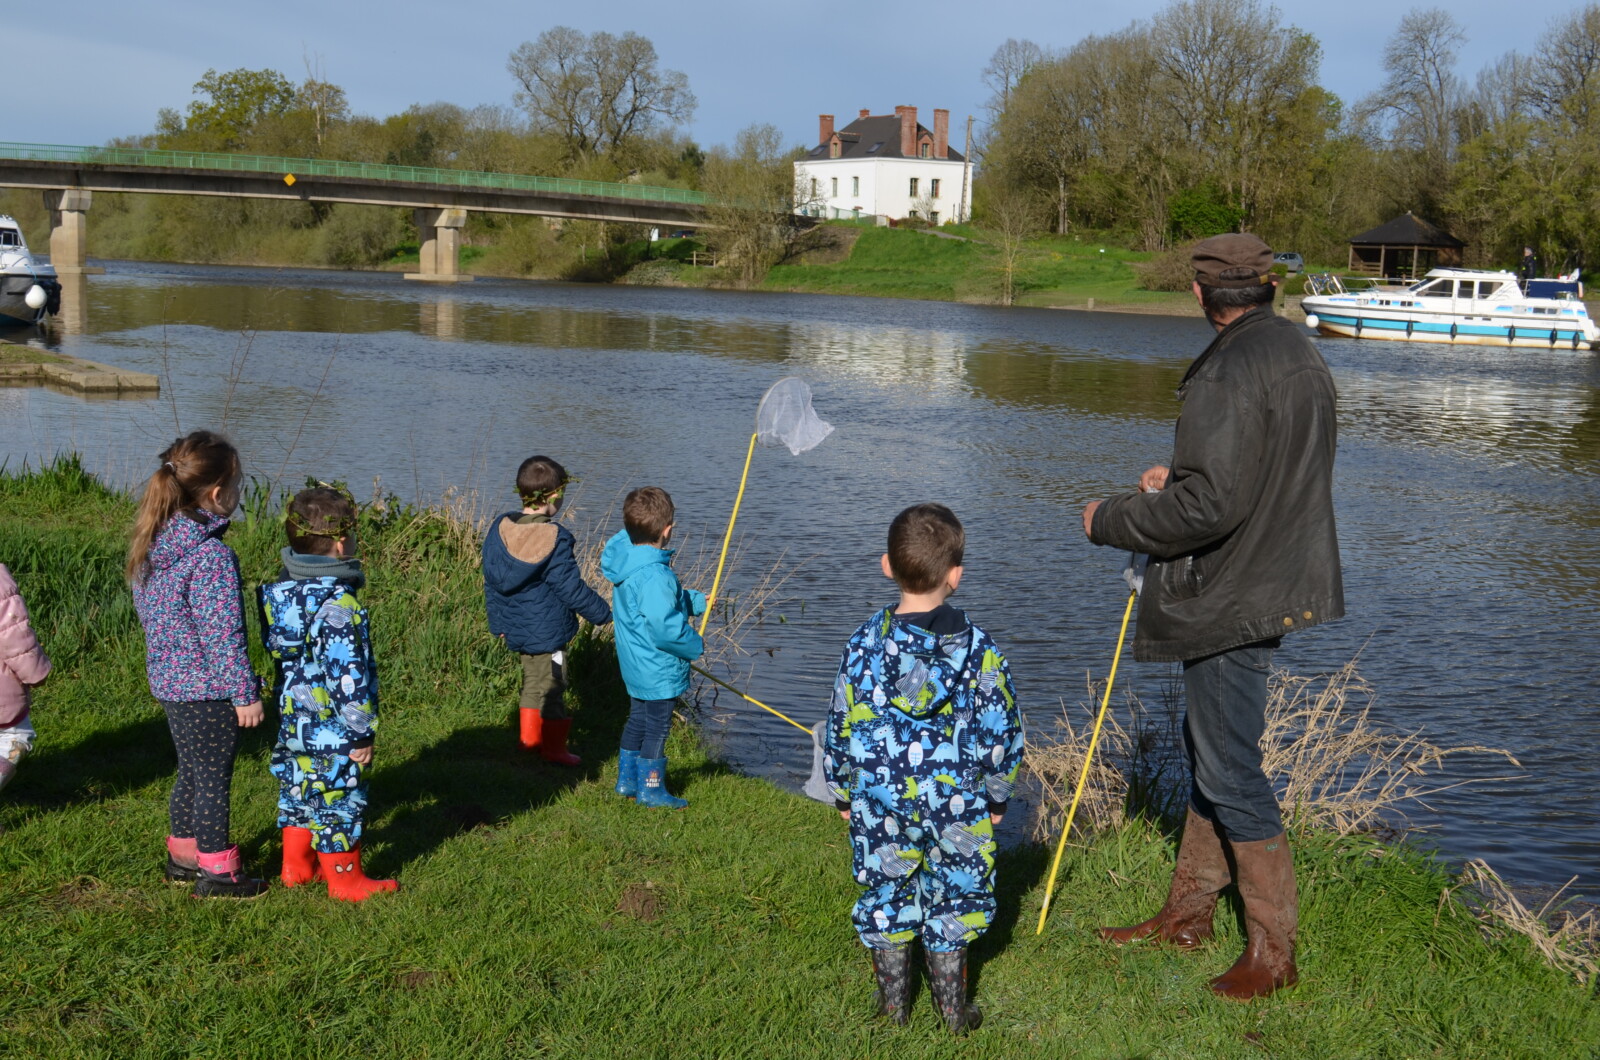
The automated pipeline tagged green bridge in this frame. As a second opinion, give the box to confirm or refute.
[0,141,709,282]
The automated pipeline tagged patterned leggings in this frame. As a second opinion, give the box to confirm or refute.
[160,699,239,855]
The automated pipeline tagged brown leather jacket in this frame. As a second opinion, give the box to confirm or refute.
[1090,306,1344,662]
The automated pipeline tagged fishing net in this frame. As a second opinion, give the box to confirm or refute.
[755,377,833,456]
[803,720,835,804]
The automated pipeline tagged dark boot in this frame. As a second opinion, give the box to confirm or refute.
[1099,806,1231,948]
[193,845,269,899]
[1210,832,1298,1000]
[925,947,982,1034]
[869,946,912,1026]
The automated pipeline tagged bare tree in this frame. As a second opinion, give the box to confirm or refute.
[982,39,1048,128]
[1358,7,1467,204]
[980,191,1045,306]
[508,27,696,166]
[298,53,349,149]
[700,124,815,288]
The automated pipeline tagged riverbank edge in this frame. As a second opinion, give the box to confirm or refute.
[0,344,159,392]
[0,457,1595,1056]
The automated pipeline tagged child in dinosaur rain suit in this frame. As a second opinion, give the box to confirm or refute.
[823,503,1025,1034]
[259,486,397,902]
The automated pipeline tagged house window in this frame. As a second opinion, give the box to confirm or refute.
[811,178,818,197]
[930,178,940,199]
[930,211,940,225]
[920,142,932,158]
[908,209,919,220]
[831,177,838,197]
[909,177,920,197]
[852,206,861,218]
[830,140,841,159]
[852,176,859,196]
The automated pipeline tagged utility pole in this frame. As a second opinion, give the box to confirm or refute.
[958,114,974,224]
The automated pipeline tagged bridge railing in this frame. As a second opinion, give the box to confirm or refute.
[0,142,709,206]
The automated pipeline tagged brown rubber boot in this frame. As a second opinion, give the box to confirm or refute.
[1099,806,1231,948]
[1210,832,1298,1000]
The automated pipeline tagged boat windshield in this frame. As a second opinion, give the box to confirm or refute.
[0,230,18,248]
[1410,277,1454,296]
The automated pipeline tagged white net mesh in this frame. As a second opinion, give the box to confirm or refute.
[755,377,833,455]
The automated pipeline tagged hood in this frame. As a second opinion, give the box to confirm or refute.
[867,608,975,720]
[484,513,559,594]
[147,510,229,572]
[600,529,673,586]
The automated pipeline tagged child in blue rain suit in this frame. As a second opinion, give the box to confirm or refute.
[600,486,705,809]
[824,503,1024,1034]
[259,486,397,902]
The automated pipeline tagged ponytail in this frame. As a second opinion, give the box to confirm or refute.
[127,431,242,581]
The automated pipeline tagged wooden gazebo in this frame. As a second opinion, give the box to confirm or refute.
[1347,211,1464,277]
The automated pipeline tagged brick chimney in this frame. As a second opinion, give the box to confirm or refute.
[859,108,871,119]
[934,109,949,159]
[898,105,917,157]
[819,114,834,145]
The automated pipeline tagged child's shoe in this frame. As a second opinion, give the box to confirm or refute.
[538,717,582,767]
[193,845,269,899]
[318,847,399,902]
[926,947,982,1034]
[636,757,688,809]
[615,748,640,799]
[870,945,913,1026]
[519,707,543,752]
[164,835,200,883]
[280,826,320,887]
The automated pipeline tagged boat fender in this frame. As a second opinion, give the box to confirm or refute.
[1507,325,1515,346]
[23,285,46,310]
[1550,329,1558,347]
[1405,319,1413,338]
[1450,322,1457,341]
[1354,317,1362,336]
[1304,313,1319,330]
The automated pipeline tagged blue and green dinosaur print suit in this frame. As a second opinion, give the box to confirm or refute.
[824,607,1024,952]
[259,570,378,854]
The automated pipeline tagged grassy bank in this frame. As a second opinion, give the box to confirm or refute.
[1,459,1596,1058]
[761,226,1195,310]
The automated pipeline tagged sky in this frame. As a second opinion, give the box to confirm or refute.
[12,0,1588,154]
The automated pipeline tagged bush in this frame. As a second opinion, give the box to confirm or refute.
[1135,247,1194,292]
[317,204,406,268]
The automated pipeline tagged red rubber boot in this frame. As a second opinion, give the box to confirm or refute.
[538,717,582,767]
[318,847,399,903]
[519,707,542,752]
[280,826,320,887]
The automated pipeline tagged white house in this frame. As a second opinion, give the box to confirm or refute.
[795,106,969,224]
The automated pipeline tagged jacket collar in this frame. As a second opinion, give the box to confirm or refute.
[1180,304,1274,392]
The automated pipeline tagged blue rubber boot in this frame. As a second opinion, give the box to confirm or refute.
[636,757,688,809]
[616,748,640,799]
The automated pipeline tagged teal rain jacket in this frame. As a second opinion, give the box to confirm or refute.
[600,529,706,700]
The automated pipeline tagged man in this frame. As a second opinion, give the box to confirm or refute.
[1080,233,1343,1000]
[1518,246,1540,290]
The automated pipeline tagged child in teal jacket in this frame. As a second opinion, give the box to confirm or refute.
[599,486,705,809]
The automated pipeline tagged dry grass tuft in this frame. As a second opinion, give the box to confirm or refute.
[1455,859,1600,985]
[1261,659,1522,836]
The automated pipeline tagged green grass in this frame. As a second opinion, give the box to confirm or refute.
[2,458,1596,1058]
[0,344,67,367]
[763,226,1194,309]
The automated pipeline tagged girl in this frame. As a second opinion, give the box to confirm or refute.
[129,431,267,899]
[0,562,51,796]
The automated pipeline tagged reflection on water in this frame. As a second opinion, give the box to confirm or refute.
[5,262,1600,893]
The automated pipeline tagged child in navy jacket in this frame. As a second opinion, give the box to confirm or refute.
[483,456,611,764]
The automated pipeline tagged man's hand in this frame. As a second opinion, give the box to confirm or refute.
[1081,501,1101,539]
[235,701,263,728]
[1140,465,1170,492]
[350,745,374,766]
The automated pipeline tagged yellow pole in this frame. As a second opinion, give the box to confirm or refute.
[1036,587,1138,935]
[691,664,810,733]
[699,431,759,635]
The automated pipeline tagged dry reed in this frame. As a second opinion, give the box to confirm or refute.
[1454,859,1600,985]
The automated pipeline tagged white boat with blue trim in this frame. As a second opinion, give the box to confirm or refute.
[0,216,59,327]
[1299,268,1598,350]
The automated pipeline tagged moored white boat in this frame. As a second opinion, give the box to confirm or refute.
[0,216,59,327]
[1299,268,1598,350]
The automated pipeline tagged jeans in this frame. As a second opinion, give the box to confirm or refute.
[1182,639,1282,843]
[620,697,676,759]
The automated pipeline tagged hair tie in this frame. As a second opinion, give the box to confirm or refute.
[163,461,176,471]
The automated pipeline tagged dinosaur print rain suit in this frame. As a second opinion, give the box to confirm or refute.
[259,573,378,853]
[824,607,1024,952]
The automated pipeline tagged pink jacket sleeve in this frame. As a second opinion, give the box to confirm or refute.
[0,564,52,688]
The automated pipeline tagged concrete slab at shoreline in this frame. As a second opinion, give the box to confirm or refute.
[0,347,159,393]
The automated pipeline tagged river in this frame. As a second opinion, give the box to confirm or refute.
[5,262,1599,894]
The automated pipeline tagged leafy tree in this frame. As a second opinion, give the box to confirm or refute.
[700,124,811,287]
[180,68,296,150]
[507,27,695,168]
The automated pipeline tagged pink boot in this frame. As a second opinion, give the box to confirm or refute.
[165,835,200,883]
[194,845,268,899]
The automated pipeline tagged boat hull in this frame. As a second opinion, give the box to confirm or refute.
[1303,305,1596,350]
[0,273,59,327]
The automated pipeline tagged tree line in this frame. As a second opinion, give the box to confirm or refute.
[981,0,1600,272]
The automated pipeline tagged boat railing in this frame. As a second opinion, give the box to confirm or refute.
[1304,273,1346,296]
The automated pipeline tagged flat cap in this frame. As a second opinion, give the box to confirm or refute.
[1192,233,1274,288]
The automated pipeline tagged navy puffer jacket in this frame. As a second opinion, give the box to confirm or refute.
[483,513,611,654]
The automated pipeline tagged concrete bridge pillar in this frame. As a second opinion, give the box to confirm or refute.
[43,189,105,275]
[406,207,472,282]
